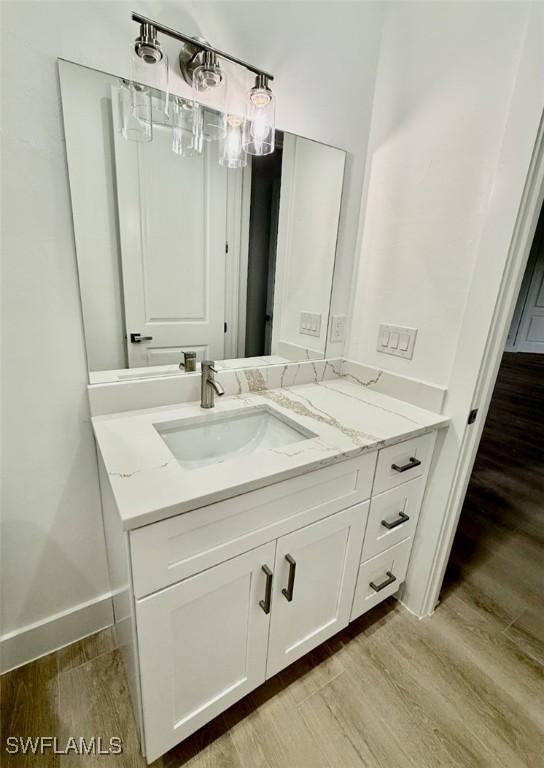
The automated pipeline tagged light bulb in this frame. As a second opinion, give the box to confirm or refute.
[251,109,269,142]
[219,115,247,168]
[172,97,203,157]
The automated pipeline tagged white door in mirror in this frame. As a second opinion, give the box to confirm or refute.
[112,94,228,368]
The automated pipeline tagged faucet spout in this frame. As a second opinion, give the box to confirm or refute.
[208,376,225,397]
[200,361,224,408]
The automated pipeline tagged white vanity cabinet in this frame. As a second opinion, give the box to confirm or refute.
[102,430,438,763]
[136,503,368,760]
[350,430,436,621]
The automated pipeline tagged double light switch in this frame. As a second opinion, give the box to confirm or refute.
[377,324,417,359]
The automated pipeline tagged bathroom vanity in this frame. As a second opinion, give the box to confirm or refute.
[93,370,448,762]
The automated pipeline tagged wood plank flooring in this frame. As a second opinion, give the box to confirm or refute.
[2,352,543,767]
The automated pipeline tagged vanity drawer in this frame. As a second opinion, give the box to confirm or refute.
[373,431,436,496]
[361,477,425,562]
[130,452,377,598]
[351,538,412,620]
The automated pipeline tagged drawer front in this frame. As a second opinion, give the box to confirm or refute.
[350,538,412,620]
[361,477,425,562]
[373,431,436,496]
[130,452,377,598]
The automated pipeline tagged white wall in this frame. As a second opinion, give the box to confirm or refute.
[345,0,544,620]
[0,0,383,663]
[348,1,532,387]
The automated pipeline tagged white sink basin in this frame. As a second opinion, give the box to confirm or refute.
[155,406,316,469]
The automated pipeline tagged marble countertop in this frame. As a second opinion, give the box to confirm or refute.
[92,377,449,530]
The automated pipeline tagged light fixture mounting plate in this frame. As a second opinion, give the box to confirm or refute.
[179,37,213,86]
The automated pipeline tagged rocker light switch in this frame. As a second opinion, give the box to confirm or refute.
[300,312,322,338]
[377,324,417,359]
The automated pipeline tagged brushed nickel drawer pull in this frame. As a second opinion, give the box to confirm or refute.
[370,571,396,593]
[381,511,410,530]
[391,456,421,473]
[282,554,296,602]
[259,565,273,614]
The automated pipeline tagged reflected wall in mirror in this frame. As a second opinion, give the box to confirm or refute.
[59,60,346,383]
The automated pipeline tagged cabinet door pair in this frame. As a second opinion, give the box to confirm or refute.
[137,502,368,762]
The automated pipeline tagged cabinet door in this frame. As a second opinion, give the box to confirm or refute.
[136,542,275,762]
[266,502,368,678]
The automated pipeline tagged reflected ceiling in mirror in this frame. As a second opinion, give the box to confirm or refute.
[58,60,346,383]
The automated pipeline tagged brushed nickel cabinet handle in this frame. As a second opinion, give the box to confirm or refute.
[282,554,296,602]
[259,565,273,614]
[369,571,397,593]
[391,456,421,473]
[381,511,410,530]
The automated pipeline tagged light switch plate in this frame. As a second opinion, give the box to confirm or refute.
[329,314,346,343]
[300,312,322,338]
[377,323,417,359]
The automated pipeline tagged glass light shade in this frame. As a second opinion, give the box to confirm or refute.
[172,98,203,157]
[192,52,227,142]
[129,41,169,117]
[119,80,152,142]
[219,115,247,168]
[243,83,275,156]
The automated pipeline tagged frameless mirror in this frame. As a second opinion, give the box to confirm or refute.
[58,60,346,383]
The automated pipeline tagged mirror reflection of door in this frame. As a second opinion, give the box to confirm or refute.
[112,89,227,367]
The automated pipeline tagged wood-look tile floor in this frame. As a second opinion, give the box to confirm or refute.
[2,352,543,767]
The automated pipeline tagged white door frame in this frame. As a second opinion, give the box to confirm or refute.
[402,6,544,617]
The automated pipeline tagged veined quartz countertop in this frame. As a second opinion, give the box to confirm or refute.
[92,377,449,530]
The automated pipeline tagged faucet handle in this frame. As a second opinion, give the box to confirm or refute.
[202,360,217,373]
[180,350,197,372]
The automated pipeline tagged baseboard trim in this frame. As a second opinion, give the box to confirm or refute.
[1,592,114,674]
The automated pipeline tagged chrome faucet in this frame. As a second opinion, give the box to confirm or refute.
[200,361,225,409]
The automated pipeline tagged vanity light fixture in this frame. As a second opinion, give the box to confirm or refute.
[129,21,169,116]
[243,74,276,156]
[123,11,276,159]
[191,50,227,142]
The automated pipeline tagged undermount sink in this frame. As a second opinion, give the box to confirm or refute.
[155,406,316,469]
